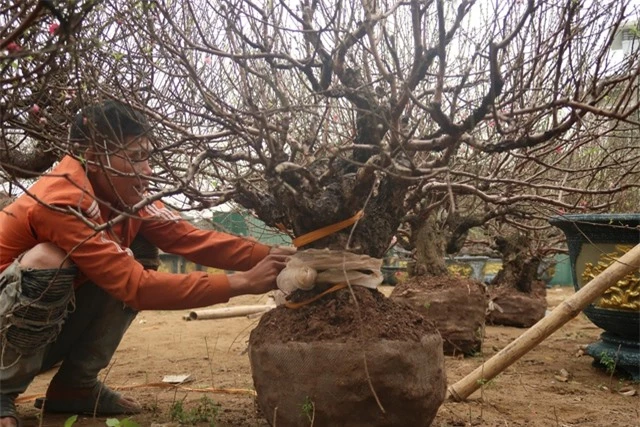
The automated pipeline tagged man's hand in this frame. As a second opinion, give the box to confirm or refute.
[228,251,291,297]
[269,245,296,256]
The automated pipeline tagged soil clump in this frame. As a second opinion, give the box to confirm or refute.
[390,275,488,356]
[251,285,437,344]
[487,280,547,328]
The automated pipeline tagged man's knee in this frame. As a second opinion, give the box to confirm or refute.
[19,243,73,270]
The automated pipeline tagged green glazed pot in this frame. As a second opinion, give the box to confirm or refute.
[549,214,640,340]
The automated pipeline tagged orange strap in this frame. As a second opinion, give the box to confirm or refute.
[284,282,348,309]
[291,210,364,248]
[279,209,364,309]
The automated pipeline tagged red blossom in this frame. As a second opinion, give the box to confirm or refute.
[6,42,20,53]
[48,23,60,35]
[30,104,41,115]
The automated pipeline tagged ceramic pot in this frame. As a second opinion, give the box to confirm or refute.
[549,214,640,378]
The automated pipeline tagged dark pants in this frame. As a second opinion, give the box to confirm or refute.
[0,261,136,395]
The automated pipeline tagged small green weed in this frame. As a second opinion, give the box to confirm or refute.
[301,396,315,424]
[106,418,140,427]
[64,416,140,427]
[476,377,495,388]
[170,395,219,426]
[599,351,617,374]
[599,349,622,389]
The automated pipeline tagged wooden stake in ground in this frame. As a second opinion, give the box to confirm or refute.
[448,243,640,402]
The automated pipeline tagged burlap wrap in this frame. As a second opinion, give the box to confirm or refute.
[249,334,446,427]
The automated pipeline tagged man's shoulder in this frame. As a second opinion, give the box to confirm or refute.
[26,157,100,221]
[139,200,182,222]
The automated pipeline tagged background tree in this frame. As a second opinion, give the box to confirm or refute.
[113,0,640,257]
[4,1,640,249]
[1,0,102,182]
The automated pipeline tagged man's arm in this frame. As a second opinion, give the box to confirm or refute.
[138,202,271,272]
[33,204,284,310]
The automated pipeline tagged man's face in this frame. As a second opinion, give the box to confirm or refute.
[88,136,153,209]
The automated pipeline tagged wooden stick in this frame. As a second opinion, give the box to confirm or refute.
[15,385,257,404]
[447,242,640,402]
[185,305,274,321]
[114,383,257,396]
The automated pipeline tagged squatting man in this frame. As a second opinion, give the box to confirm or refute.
[0,100,294,427]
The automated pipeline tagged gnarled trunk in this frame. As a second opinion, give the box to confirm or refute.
[410,215,449,277]
[488,233,547,328]
[491,234,540,292]
[409,211,491,278]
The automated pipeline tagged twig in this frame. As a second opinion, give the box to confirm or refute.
[343,180,386,414]
[204,335,218,388]
[96,358,117,418]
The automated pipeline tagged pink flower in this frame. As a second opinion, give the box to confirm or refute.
[6,42,20,53]
[48,23,60,35]
[30,104,40,115]
[204,56,212,65]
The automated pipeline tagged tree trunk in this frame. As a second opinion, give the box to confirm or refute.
[410,215,449,277]
[487,233,546,328]
[490,234,540,292]
[236,171,408,258]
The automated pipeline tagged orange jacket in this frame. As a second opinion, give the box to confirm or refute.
[0,156,271,311]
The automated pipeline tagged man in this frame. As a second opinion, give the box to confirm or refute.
[0,100,292,426]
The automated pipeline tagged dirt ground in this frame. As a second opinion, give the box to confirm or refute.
[15,286,640,427]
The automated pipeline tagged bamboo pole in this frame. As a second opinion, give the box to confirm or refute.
[447,242,640,402]
[185,304,274,321]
